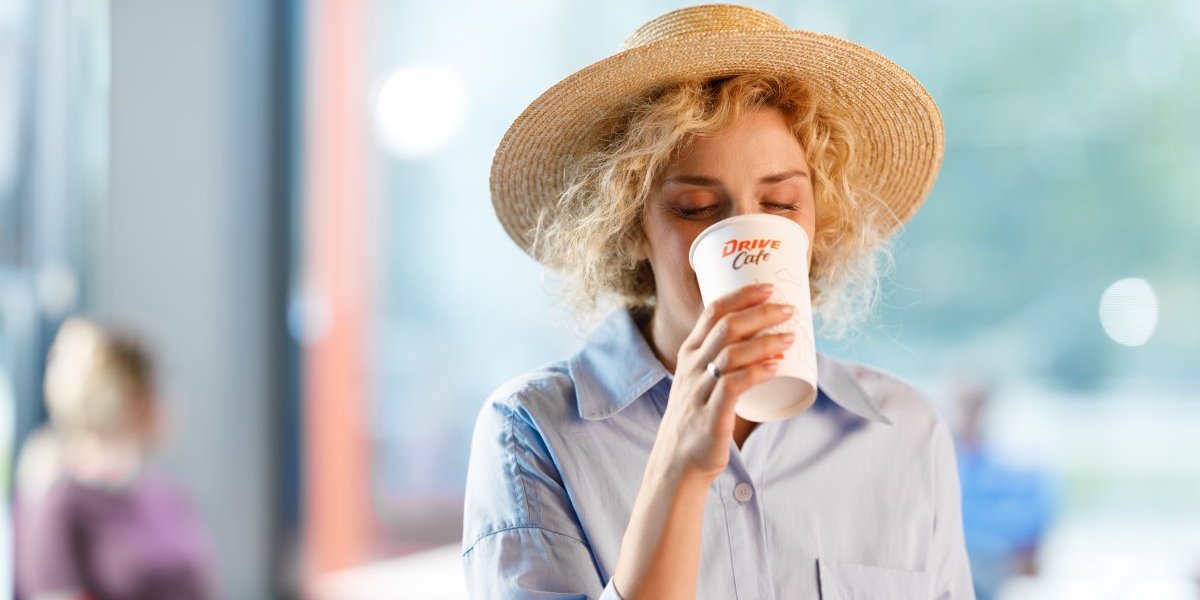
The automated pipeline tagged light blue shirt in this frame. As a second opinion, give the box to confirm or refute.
[462,308,975,599]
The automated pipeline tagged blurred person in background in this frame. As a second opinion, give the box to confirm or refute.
[464,4,973,598]
[13,317,217,600]
[948,375,1057,600]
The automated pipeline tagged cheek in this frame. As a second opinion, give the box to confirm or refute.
[644,214,699,265]
[779,213,816,266]
[661,234,699,280]
[806,224,816,264]
[802,212,817,263]
[642,216,704,296]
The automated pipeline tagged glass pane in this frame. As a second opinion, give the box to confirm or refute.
[0,0,29,264]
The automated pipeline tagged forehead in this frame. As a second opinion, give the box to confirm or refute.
[666,106,808,177]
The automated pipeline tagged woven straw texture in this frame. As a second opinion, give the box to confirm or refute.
[491,3,944,257]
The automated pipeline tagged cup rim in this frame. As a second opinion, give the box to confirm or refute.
[687,213,810,271]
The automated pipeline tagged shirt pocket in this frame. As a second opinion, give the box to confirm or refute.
[817,558,933,600]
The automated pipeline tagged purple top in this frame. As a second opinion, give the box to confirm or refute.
[15,470,216,600]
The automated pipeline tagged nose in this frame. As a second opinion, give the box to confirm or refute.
[728,194,762,218]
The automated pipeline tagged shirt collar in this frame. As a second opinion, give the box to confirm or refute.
[814,351,893,425]
[568,308,892,425]
[568,308,671,421]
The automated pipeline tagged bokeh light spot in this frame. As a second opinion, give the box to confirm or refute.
[371,65,468,159]
[1098,278,1159,347]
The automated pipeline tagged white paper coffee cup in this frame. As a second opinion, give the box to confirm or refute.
[688,214,817,422]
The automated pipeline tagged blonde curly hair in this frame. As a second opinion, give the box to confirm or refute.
[529,73,898,340]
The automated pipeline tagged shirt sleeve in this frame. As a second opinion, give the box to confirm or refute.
[14,484,87,597]
[930,418,977,600]
[462,389,624,599]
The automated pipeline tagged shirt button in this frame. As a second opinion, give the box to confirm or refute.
[733,482,754,503]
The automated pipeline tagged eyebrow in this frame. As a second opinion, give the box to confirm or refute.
[663,169,809,187]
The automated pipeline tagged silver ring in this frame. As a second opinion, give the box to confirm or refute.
[706,361,721,380]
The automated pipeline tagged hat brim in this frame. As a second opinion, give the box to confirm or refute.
[491,29,945,256]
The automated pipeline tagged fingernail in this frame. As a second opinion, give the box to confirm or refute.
[765,361,780,373]
[757,283,774,293]
[780,304,794,316]
[782,333,795,343]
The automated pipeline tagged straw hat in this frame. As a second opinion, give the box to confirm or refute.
[490,3,944,257]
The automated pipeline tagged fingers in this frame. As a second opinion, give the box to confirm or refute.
[710,332,794,375]
[695,301,793,366]
[676,284,794,421]
[708,360,780,418]
[702,333,791,419]
[682,283,774,351]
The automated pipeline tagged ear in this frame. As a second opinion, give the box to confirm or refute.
[620,233,649,261]
[630,236,649,261]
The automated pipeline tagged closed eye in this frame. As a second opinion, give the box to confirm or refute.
[763,202,799,212]
[670,205,719,219]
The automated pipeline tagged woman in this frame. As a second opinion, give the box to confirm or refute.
[14,317,217,600]
[464,4,973,599]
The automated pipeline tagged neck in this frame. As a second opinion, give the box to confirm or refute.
[640,308,688,374]
[65,436,145,489]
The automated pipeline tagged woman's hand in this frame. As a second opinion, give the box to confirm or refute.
[651,282,795,483]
